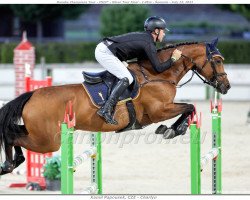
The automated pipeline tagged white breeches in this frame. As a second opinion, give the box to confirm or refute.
[95,42,134,85]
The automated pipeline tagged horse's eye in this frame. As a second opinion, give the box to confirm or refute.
[216,60,222,64]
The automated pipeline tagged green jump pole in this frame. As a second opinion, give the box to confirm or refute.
[96,132,103,194]
[190,122,201,194]
[212,92,222,194]
[90,132,102,194]
[61,122,74,194]
[61,130,102,194]
[61,101,102,194]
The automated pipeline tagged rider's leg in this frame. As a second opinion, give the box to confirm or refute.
[97,77,129,124]
[95,42,134,84]
[95,42,133,124]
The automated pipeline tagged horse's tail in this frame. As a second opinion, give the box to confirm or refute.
[0,92,34,155]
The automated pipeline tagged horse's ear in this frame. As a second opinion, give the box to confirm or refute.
[211,38,219,47]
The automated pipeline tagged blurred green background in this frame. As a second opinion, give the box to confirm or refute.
[0,4,250,64]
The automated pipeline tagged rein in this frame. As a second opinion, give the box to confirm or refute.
[138,62,196,89]
[138,64,176,88]
[181,54,212,87]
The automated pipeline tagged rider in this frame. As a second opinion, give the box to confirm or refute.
[95,16,182,125]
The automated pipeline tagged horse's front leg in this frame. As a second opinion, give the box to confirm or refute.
[149,103,195,139]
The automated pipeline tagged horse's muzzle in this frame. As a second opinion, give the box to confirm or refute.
[216,82,231,95]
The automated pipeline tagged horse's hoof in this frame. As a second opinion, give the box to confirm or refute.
[0,160,14,175]
[163,128,176,139]
[0,166,10,176]
[175,118,189,136]
[155,125,168,134]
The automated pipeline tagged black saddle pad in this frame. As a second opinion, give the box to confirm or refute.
[82,71,139,107]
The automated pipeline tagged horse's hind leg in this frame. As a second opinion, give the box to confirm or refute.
[13,146,25,168]
[0,146,25,176]
[0,144,15,175]
[12,126,27,168]
[0,131,26,176]
[155,103,195,139]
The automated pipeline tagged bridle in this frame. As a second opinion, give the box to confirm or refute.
[138,44,227,89]
[181,52,227,88]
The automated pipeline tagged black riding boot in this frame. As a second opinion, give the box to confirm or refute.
[97,77,130,125]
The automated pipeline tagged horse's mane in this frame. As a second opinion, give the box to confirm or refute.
[128,41,200,65]
[157,41,199,52]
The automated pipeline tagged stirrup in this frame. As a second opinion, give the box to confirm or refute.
[103,113,118,125]
[97,107,118,125]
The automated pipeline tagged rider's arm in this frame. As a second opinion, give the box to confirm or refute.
[145,42,174,73]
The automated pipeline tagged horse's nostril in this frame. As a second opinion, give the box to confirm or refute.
[226,84,231,89]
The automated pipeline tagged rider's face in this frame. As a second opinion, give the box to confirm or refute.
[152,29,166,42]
[159,29,166,42]
[157,29,166,42]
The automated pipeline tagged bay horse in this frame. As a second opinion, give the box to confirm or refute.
[0,38,230,175]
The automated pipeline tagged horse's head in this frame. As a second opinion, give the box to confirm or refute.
[184,38,231,94]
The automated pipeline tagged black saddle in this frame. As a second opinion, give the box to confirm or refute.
[82,70,142,133]
[82,70,139,106]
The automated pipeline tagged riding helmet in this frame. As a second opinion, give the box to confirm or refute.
[144,16,169,32]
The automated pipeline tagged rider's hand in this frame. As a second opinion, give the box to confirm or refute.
[171,49,182,62]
